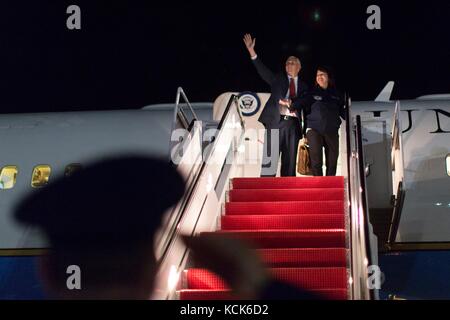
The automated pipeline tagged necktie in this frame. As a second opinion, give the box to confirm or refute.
[289,78,296,99]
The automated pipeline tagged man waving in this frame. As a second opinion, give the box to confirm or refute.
[243,34,308,176]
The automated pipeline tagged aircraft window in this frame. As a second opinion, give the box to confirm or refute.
[0,166,18,190]
[447,154,450,177]
[31,165,51,188]
[65,163,83,177]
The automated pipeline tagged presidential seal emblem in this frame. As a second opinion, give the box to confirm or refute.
[237,92,261,117]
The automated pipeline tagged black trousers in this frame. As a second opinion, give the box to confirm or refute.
[306,129,339,176]
[261,118,301,177]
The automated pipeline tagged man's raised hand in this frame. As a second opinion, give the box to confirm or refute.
[243,33,257,57]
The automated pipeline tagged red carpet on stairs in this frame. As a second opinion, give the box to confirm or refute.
[178,176,349,300]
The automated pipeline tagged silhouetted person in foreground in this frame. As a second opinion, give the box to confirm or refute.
[14,155,185,299]
[15,155,322,300]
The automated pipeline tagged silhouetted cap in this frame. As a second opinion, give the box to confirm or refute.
[14,155,185,249]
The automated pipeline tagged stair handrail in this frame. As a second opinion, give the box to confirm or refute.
[160,87,205,256]
[174,87,199,126]
[153,93,245,299]
[169,87,200,161]
[387,101,406,246]
[161,94,241,255]
[355,115,374,297]
[345,95,376,300]
[387,181,406,245]
[344,94,355,299]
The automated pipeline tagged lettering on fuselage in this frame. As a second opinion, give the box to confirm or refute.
[364,108,450,134]
[429,109,450,133]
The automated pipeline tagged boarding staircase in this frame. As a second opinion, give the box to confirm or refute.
[179,176,349,300]
[152,89,378,300]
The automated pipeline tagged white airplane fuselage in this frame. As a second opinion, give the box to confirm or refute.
[0,94,449,251]
[0,104,213,249]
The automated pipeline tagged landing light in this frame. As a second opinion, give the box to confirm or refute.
[436,203,443,207]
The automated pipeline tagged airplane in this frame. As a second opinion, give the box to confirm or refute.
[0,84,449,299]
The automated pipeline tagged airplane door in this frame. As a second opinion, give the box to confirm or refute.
[361,120,393,208]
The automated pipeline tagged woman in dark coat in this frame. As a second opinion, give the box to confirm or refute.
[301,66,346,176]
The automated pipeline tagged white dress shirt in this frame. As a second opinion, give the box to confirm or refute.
[280,76,298,117]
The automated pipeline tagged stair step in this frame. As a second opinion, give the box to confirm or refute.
[231,176,344,190]
[185,267,348,290]
[257,248,348,268]
[178,288,348,300]
[201,230,346,248]
[179,289,235,300]
[229,188,344,202]
[225,201,344,215]
[221,214,345,230]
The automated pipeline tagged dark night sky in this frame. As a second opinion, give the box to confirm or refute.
[0,1,449,113]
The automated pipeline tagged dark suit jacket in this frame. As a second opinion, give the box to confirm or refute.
[252,57,309,129]
[297,86,346,134]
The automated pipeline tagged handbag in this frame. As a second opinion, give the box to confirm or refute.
[297,140,312,176]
